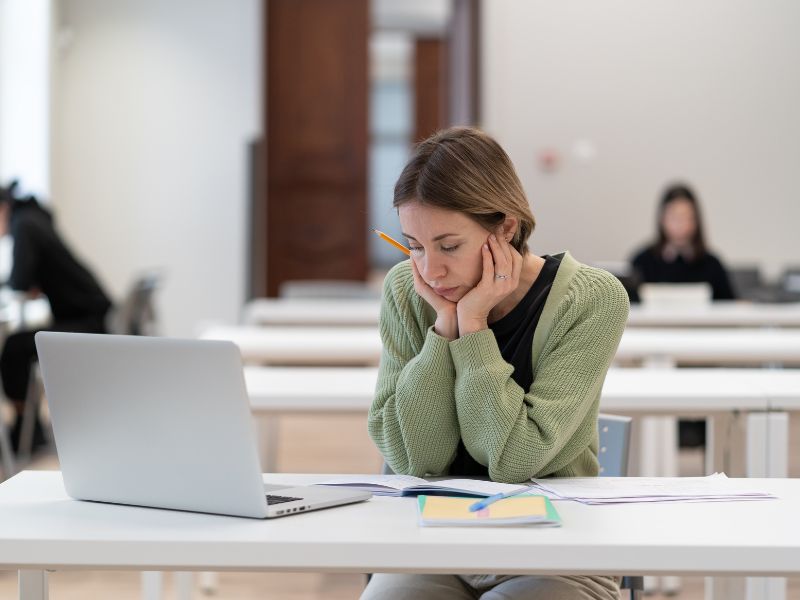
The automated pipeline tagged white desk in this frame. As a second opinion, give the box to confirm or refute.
[245,366,781,413]
[0,471,797,600]
[616,328,800,366]
[203,324,800,367]
[200,325,382,366]
[243,299,800,329]
[244,366,799,477]
[243,298,381,326]
[627,302,800,328]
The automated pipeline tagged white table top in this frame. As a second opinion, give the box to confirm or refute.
[616,328,800,365]
[243,298,381,326]
[242,298,800,329]
[627,302,800,328]
[201,325,382,365]
[205,324,800,367]
[244,366,800,414]
[0,471,798,576]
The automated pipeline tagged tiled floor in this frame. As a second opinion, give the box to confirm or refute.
[1,412,798,599]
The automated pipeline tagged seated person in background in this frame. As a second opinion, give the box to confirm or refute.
[0,180,112,453]
[364,127,629,600]
[630,183,736,301]
[630,183,734,449]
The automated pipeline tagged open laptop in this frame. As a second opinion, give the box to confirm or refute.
[34,331,371,519]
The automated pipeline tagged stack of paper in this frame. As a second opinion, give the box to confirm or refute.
[417,494,562,527]
[316,474,525,498]
[529,473,778,504]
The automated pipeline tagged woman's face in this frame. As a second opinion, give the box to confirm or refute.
[661,198,697,246]
[398,201,491,302]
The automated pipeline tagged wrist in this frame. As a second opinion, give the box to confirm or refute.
[435,308,458,341]
[458,317,488,336]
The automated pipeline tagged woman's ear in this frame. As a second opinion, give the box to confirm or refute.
[501,216,518,242]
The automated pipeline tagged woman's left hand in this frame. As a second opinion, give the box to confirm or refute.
[457,227,523,335]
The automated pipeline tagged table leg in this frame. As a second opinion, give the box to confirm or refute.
[19,570,48,600]
[705,576,745,600]
[743,412,788,600]
[258,416,280,473]
[746,577,786,600]
[746,412,788,478]
[199,571,219,594]
[174,572,194,600]
[141,571,163,600]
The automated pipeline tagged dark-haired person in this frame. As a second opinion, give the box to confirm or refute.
[363,128,629,600]
[0,180,112,453]
[630,184,735,450]
[630,183,736,301]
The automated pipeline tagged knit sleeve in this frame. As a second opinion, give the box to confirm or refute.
[449,268,629,483]
[367,263,461,477]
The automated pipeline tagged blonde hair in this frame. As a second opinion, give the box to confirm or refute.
[393,127,535,252]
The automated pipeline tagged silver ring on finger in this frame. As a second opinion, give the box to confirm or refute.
[495,274,509,280]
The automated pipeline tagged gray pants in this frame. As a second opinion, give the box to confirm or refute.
[361,573,621,600]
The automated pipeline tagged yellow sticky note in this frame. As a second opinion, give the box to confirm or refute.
[422,495,547,520]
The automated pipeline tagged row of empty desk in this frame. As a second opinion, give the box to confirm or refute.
[244,366,799,477]
[242,297,800,328]
[201,324,800,367]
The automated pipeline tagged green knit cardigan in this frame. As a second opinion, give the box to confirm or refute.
[367,252,630,483]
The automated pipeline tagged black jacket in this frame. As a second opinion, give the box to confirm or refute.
[10,200,112,321]
[630,246,736,301]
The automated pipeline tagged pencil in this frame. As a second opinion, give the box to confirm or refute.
[372,229,410,256]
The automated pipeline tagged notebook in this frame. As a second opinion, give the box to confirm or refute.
[317,474,527,497]
[417,494,562,527]
[35,332,371,519]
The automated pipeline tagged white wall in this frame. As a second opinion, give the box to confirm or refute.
[482,1,800,278]
[52,0,261,336]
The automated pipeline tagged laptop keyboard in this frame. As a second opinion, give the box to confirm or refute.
[266,494,303,505]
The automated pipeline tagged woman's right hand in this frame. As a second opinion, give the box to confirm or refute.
[410,259,458,340]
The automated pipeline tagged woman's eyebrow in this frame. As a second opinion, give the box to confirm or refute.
[402,233,459,242]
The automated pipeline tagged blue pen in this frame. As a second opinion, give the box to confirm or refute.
[468,484,537,512]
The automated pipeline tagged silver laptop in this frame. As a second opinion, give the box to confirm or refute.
[35,332,371,519]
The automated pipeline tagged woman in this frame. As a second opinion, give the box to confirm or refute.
[0,180,112,452]
[364,128,629,600]
[630,183,736,301]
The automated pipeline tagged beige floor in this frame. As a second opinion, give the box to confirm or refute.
[1,413,799,599]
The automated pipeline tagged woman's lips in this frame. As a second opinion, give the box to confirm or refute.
[433,287,457,297]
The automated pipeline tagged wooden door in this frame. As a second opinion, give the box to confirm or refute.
[263,0,369,297]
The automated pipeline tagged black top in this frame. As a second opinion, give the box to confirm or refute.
[449,254,562,476]
[630,246,735,301]
[10,200,112,321]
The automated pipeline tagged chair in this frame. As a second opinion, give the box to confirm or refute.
[15,364,47,464]
[780,267,800,300]
[0,410,16,481]
[597,413,631,477]
[108,272,162,336]
[728,265,763,301]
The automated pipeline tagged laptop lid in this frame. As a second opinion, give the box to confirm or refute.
[36,332,270,518]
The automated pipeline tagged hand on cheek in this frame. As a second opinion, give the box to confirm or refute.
[456,227,523,336]
[410,258,458,340]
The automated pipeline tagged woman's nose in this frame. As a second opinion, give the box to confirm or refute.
[420,255,446,281]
